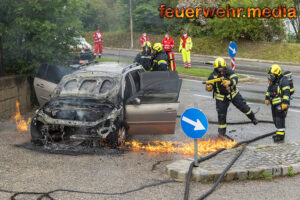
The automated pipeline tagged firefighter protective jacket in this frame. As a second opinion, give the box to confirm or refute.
[152,51,168,71]
[162,37,175,52]
[207,68,239,101]
[179,36,192,51]
[134,52,152,71]
[265,76,291,106]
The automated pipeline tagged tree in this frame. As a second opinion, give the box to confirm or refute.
[288,0,300,40]
[208,0,286,41]
[1,0,86,76]
[0,0,16,76]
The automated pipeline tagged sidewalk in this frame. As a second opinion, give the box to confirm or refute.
[166,142,300,182]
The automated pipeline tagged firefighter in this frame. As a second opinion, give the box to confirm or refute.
[93,30,103,58]
[140,32,150,48]
[265,64,291,142]
[206,57,258,140]
[152,43,168,71]
[134,41,152,71]
[179,32,192,68]
[162,34,176,71]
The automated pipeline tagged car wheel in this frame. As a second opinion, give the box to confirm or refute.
[107,125,127,149]
[30,119,44,146]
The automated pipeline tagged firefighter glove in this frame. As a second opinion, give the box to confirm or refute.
[281,103,288,111]
[206,84,213,92]
[221,80,230,87]
[265,99,270,106]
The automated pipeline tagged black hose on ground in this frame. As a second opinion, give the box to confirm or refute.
[196,146,246,200]
[176,115,273,125]
[208,120,273,125]
[0,180,176,200]
[184,131,276,200]
[184,148,226,200]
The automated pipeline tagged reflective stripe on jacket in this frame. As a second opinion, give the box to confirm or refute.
[179,36,192,51]
[265,76,291,105]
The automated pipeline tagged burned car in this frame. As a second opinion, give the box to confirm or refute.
[31,62,182,147]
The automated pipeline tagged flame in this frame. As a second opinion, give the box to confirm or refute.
[126,139,237,155]
[13,101,31,132]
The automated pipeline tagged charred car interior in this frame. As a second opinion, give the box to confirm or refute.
[31,62,182,147]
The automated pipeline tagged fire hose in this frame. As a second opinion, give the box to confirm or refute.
[184,131,276,200]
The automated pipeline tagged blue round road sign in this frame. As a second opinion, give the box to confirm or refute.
[180,108,208,139]
[228,42,237,58]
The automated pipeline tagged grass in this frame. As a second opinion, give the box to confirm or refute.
[177,66,247,78]
[85,32,300,63]
[176,66,212,78]
[260,171,273,180]
[288,168,295,176]
[95,58,130,63]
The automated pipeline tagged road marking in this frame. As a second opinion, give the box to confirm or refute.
[182,116,205,131]
[289,109,300,113]
[194,94,211,98]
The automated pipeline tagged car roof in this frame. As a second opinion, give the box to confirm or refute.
[83,62,142,75]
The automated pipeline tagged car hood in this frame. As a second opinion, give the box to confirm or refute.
[42,96,118,122]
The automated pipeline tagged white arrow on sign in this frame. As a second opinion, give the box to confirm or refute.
[182,116,205,131]
[229,46,236,54]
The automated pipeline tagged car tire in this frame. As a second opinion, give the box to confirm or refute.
[30,119,44,146]
[107,123,127,149]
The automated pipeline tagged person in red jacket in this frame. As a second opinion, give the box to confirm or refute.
[140,33,149,48]
[162,34,176,71]
[93,30,103,58]
[161,34,174,55]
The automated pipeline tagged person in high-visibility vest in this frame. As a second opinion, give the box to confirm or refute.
[179,32,192,68]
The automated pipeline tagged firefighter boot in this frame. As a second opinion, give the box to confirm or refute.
[273,131,285,143]
[247,110,258,125]
[218,125,233,141]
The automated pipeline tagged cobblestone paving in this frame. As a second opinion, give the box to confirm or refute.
[166,142,300,182]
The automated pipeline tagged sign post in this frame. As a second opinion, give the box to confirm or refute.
[180,108,208,167]
[228,42,237,72]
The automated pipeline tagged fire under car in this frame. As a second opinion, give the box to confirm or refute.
[31,62,182,147]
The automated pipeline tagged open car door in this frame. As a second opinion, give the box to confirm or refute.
[34,64,76,106]
[125,71,182,135]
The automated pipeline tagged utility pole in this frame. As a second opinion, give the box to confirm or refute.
[0,37,4,76]
[129,0,133,49]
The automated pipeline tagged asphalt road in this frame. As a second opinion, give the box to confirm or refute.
[1,51,300,200]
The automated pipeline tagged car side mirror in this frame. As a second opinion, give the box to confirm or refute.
[132,97,141,105]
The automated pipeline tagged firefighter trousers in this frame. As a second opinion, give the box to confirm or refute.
[271,105,287,136]
[216,92,255,135]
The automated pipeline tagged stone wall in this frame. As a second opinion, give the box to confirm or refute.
[0,75,31,119]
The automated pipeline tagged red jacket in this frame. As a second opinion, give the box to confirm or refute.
[140,35,149,47]
[93,31,103,43]
[162,37,175,52]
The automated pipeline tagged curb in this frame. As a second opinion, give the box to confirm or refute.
[103,47,300,66]
[165,143,300,182]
